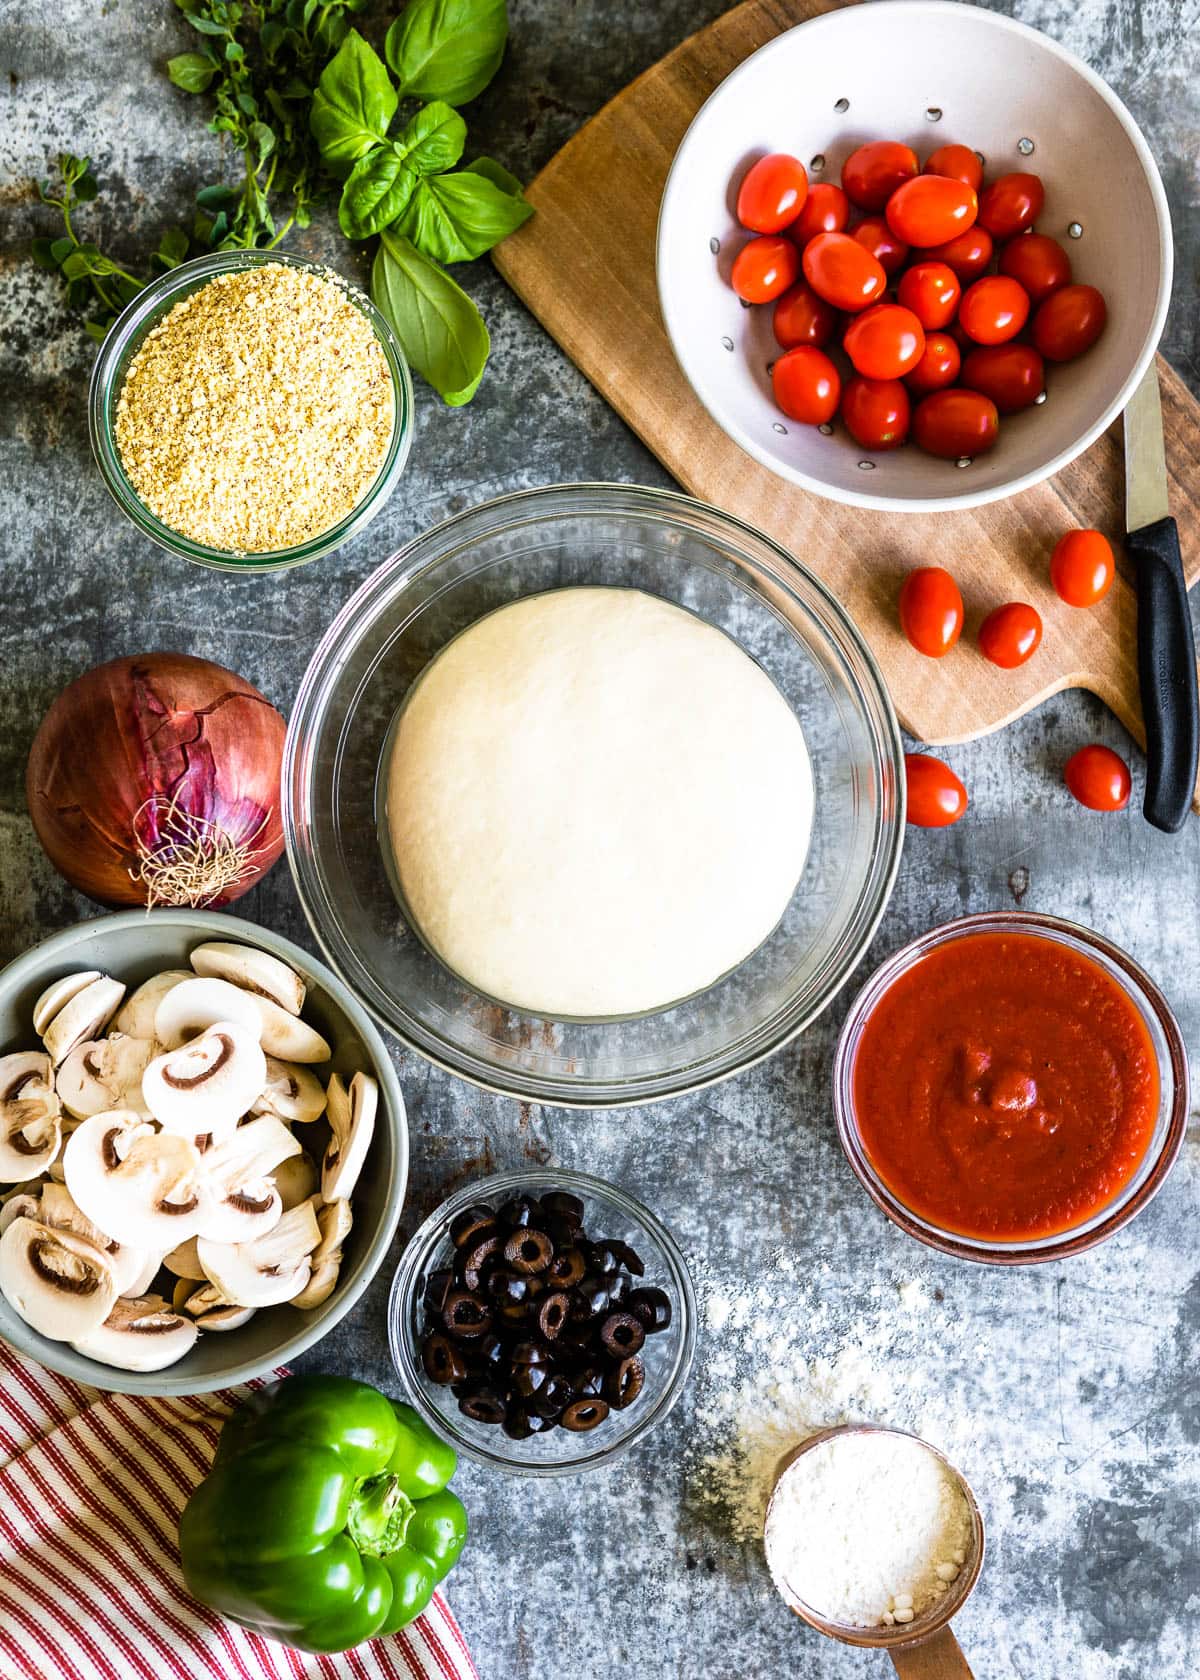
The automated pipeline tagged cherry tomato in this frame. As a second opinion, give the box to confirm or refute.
[977,171,1044,240]
[772,345,841,424]
[1032,284,1107,362]
[737,152,809,233]
[850,216,910,276]
[885,176,978,248]
[843,303,925,379]
[923,143,983,193]
[773,280,839,349]
[960,344,1045,413]
[923,225,993,281]
[958,275,1030,345]
[978,601,1043,668]
[913,388,1000,459]
[896,260,961,329]
[731,235,800,303]
[905,753,969,827]
[1050,529,1115,607]
[1064,744,1131,812]
[841,376,910,450]
[998,232,1072,305]
[905,330,961,396]
[841,140,919,211]
[898,566,964,657]
[790,182,850,244]
[802,231,887,312]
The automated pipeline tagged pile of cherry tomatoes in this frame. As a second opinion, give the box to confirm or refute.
[898,528,1132,825]
[730,141,1107,458]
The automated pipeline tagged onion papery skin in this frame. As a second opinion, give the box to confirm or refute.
[26,652,287,909]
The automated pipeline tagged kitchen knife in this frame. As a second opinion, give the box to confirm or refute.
[1125,360,1199,832]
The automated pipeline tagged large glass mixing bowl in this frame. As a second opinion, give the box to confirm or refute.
[283,484,904,1105]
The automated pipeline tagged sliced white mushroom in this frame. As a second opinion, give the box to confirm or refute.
[0,1217,117,1341]
[32,971,101,1037]
[251,998,331,1065]
[58,1033,155,1120]
[197,1198,321,1308]
[121,1249,165,1300]
[64,1111,205,1249]
[111,970,191,1039]
[189,942,306,1017]
[194,1115,299,1245]
[0,1052,63,1182]
[38,1180,156,1298]
[177,1279,255,1331]
[142,1022,267,1141]
[321,1072,377,1203]
[71,1294,198,1372]
[164,1236,206,1280]
[0,1190,41,1235]
[153,977,263,1050]
[272,1149,318,1211]
[290,1197,352,1311]
[251,1057,326,1125]
[42,976,126,1066]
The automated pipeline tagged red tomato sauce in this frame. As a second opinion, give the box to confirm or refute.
[852,932,1159,1241]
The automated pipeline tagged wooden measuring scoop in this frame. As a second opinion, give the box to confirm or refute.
[763,1424,984,1679]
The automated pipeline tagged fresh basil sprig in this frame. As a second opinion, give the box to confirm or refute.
[373,230,490,406]
[385,0,508,106]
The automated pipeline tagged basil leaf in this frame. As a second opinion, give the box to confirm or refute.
[339,146,419,240]
[184,13,230,36]
[385,0,508,106]
[466,154,522,196]
[398,169,531,263]
[167,51,218,93]
[50,236,75,263]
[395,101,466,176]
[310,28,397,178]
[372,230,489,405]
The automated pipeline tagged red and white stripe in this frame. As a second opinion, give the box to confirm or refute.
[0,1344,477,1680]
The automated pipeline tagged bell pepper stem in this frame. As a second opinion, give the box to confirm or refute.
[346,1473,415,1557]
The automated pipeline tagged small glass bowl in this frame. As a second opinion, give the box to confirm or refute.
[388,1168,697,1475]
[88,249,414,573]
[833,912,1190,1264]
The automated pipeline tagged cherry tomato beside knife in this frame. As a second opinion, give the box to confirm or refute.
[978,601,1043,668]
[1064,745,1131,811]
[898,566,964,657]
[1050,529,1115,607]
[905,754,969,827]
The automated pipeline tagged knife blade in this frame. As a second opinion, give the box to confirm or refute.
[1124,360,1199,833]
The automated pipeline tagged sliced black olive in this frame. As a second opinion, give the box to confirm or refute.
[606,1271,632,1308]
[572,1364,604,1398]
[599,1311,646,1358]
[606,1355,645,1409]
[606,1240,646,1277]
[421,1331,467,1385]
[485,1267,529,1304]
[462,1233,503,1291]
[422,1267,454,1314]
[442,1289,492,1338]
[476,1332,508,1372]
[545,1245,586,1290]
[585,1240,619,1275]
[496,1195,538,1230]
[561,1397,610,1432]
[497,1299,535,1327]
[510,1338,550,1367]
[459,1388,507,1425]
[570,1275,611,1321]
[450,1206,497,1250]
[504,1229,553,1275]
[539,1190,585,1227]
[542,1214,581,1249]
[530,1373,574,1418]
[512,1361,550,1399]
[628,1286,673,1333]
[504,1407,557,1438]
[537,1290,570,1340]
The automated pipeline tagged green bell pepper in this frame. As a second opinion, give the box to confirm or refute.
[178,1375,468,1654]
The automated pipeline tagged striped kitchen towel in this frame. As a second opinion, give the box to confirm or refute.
[0,1342,479,1680]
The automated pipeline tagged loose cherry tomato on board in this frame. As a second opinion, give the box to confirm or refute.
[958,275,1030,345]
[923,143,983,193]
[790,182,851,244]
[850,216,910,276]
[998,232,1072,305]
[885,175,978,248]
[896,260,961,329]
[802,231,887,312]
[737,152,809,233]
[1064,744,1131,811]
[905,753,969,827]
[913,388,1000,458]
[772,345,841,424]
[731,235,800,303]
[843,303,926,379]
[773,280,839,349]
[1050,529,1115,607]
[924,225,993,281]
[841,376,911,450]
[841,140,919,211]
[905,330,961,396]
[960,343,1045,413]
[978,601,1043,668]
[898,566,964,658]
[1032,284,1107,362]
[977,171,1044,239]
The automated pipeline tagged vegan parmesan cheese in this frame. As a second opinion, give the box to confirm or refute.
[114,262,394,552]
[383,586,814,1019]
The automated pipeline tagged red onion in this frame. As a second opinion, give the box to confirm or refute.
[26,652,287,909]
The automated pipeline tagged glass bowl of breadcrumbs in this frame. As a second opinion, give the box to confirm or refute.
[89,249,413,572]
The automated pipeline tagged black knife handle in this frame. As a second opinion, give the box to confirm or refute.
[1128,514,1199,833]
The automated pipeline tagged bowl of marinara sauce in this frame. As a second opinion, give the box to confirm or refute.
[833,913,1189,1263]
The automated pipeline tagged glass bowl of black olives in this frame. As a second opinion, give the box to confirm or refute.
[388,1168,697,1473]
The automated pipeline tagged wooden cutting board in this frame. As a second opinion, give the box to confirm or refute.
[494,0,1200,763]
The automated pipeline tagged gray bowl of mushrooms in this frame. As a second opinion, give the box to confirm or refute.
[0,910,407,1395]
